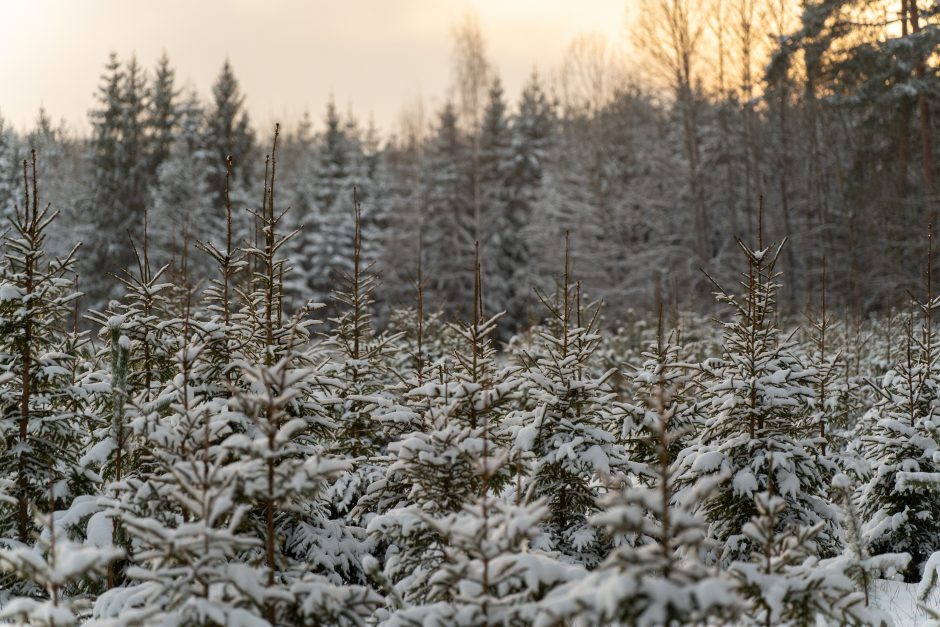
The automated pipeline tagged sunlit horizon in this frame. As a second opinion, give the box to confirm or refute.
[0,0,629,137]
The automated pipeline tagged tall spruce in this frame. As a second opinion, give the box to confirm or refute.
[205,60,255,207]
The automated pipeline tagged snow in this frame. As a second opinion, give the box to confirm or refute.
[691,450,724,473]
[875,578,940,626]
[87,511,113,547]
[732,470,758,496]
[832,473,852,490]
[0,283,23,301]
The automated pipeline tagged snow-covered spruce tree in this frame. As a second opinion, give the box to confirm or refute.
[0,152,83,547]
[82,164,220,594]
[728,493,893,626]
[87,257,180,479]
[351,257,440,559]
[235,131,306,368]
[594,309,656,397]
[835,316,878,433]
[384,247,461,380]
[323,192,400,460]
[277,111,316,306]
[86,206,184,412]
[0,504,121,625]
[536,372,737,626]
[146,53,179,179]
[675,231,838,566]
[230,127,374,621]
[355,119,394,323]
[369,253,457,457]
[290,99,366,304]
[356,359,483,608]
[361,243,525,608]
[830,472,910,607]
[478,77,514,329]
[90,301,274,625]
[223,353,355,624]
[619,312,704,475]
[193,154,249,394]
[380,497,583,627]
[503,71,554,333]
[79,238,184,596]
[95,316,136,591]
[857,254,940,580]
[319,192,405,566]
[85,54,153,304]
[384,306,457,391]
[511,237,623,566]
[377,245,582,625]
[801,260,854,461]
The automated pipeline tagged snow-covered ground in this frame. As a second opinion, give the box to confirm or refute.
[875,579,940,626]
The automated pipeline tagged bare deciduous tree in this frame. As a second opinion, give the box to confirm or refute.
[559,33,625,116]
[451,10,491,245]
[633,0,709,261]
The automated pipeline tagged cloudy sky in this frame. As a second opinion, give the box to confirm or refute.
[0,0,628,136]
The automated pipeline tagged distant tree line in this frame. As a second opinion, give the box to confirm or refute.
[0,1,938,330]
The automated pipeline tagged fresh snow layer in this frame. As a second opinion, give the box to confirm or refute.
[874,579,940,626]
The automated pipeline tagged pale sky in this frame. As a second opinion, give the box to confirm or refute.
[0,0,629,137]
